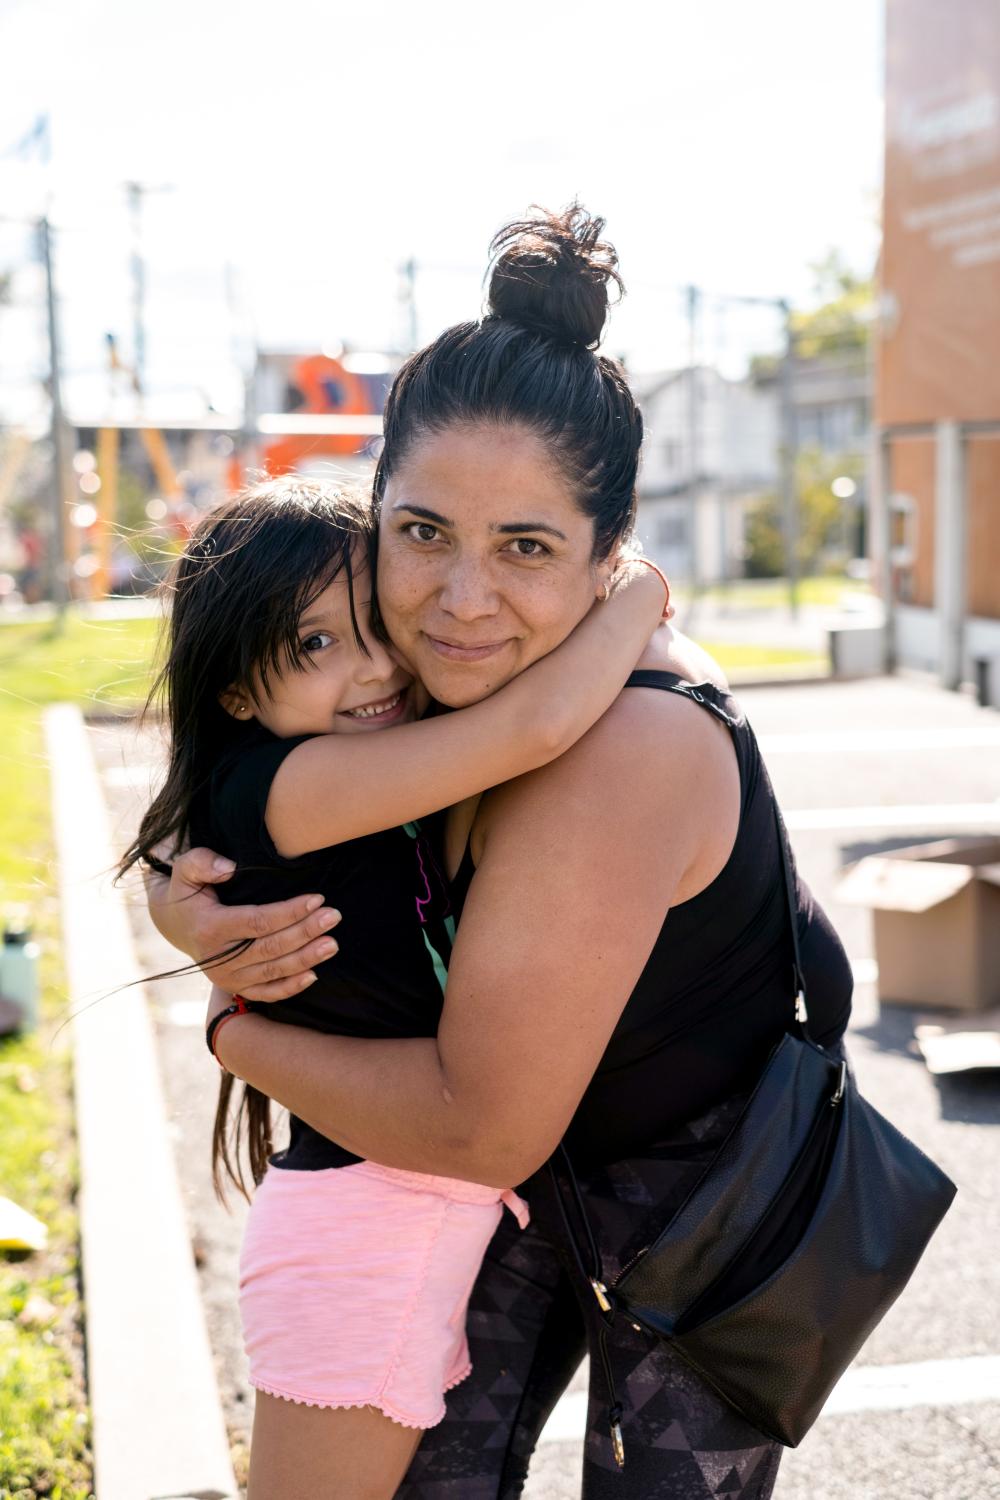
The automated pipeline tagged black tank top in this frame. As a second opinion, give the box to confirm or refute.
[449,670,853,1169]
[189,723,454,1171]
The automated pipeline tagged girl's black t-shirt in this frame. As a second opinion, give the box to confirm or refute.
[188,724,453,1171]
[447,671,854,1170]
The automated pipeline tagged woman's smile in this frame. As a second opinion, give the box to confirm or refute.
[424,634,515,663]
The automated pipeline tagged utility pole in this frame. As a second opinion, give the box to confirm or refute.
[40,215,69,611]
[124,181,171,396]
[400,257,418,352]
[685,283,701,598]
[778,298,800,618]
[125,181,147,394]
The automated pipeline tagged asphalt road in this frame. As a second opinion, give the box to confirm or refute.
[91,671,1000,1499]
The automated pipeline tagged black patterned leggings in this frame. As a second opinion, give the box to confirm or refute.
[398,1089,784,1500]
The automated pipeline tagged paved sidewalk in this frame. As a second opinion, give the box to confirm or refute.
[48,705,237,1500]
[90,674,1000,1499]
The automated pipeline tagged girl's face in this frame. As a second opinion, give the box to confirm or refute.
[227,557,424,738]
[377,423,613,708]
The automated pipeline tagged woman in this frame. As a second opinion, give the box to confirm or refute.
[150,205,853,1499]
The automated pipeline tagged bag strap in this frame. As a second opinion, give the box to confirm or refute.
[547,671,815,1464]
[771,798,813,1039]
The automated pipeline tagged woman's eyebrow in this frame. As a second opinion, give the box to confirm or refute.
[391,502,453,525]
[492,520,567,541]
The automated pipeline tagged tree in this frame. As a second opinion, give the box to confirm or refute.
[749,252,874,382]
[743,446,865,578]
[790,251,874,360]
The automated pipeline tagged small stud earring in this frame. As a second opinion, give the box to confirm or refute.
[236,704,247,715]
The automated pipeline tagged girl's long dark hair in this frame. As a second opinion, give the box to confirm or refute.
[119,476,374,1202]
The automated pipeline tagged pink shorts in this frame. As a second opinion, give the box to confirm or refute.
[238,1159,529,1429]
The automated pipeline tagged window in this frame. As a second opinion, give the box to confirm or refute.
[889,493,916,567]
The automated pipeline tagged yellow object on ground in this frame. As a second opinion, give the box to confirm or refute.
[0,1194,48,1251]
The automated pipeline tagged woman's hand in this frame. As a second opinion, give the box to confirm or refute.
[145,847,341,1001]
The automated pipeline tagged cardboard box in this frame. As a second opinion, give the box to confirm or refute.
[836,837,1000,1011]
[915,1010,1000,1074]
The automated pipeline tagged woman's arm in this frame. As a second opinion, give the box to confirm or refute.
[266,565,667,855]
[213,687,738,1184]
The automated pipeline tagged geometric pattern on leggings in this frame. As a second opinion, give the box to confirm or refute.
[397,1087,785,1500]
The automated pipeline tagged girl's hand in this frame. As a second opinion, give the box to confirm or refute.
[611,556,674,621]
[146,846,341,1001]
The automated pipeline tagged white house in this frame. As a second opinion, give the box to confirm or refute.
[631,365,779,582]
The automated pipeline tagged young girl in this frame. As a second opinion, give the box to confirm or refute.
[120,476,668,1497]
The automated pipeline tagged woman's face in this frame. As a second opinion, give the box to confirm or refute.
[377,423,613,707]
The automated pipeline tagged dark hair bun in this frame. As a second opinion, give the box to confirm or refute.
[486,203,623,350]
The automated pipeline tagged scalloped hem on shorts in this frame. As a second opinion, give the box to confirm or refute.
[249,1363,473,1431]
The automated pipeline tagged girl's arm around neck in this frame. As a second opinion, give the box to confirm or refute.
[266,565,666,857]
[215,685,732,1184]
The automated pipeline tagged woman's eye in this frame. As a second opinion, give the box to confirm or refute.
[300,631,335,653]
[506,538,549,558]
[405,521,441,544]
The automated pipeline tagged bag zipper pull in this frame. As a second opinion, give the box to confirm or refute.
[590,1278,613,1314]
[609,1402,625,1468]
[831,1059,847,1106]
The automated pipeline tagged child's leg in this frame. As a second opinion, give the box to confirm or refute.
[248,1392,423,1500]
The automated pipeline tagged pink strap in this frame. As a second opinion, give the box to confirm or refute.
[500,1188,531,1230]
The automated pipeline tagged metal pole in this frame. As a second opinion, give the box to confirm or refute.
[685,283,701,597]
[126,181,146,394]
[933,420,966,691]
[400,257,418,352]
[94,426,119,599]
[40,215,70,611]
[870,427,895,673]
[778,298,799,618]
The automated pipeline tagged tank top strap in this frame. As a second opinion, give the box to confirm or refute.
[624,669,743,730]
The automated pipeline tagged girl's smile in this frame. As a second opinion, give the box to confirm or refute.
[224,559,425,738]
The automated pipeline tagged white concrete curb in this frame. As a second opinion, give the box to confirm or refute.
[45,704,237,1500]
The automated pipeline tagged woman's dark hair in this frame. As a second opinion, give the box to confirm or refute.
[119,475,374,1202]
[374,203,643,560]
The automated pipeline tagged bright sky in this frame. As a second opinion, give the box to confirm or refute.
[0,0,884,420]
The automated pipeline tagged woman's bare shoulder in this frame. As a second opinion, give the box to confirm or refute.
[476,630,740,897]
[482,646,732,827]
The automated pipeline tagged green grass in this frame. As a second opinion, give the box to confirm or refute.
[688,575,873,611]
[700,640,827,675]
[0,612,159,1499]
[0,614,160,716]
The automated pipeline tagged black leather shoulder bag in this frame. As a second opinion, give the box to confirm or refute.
[551,680,957,1465]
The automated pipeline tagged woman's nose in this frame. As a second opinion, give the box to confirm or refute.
[437,557,501,621]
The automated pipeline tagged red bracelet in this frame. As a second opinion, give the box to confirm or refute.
[632,557,673,619]
[206,997,250,1068]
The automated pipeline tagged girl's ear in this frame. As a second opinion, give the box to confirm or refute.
[219,687,253,721]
